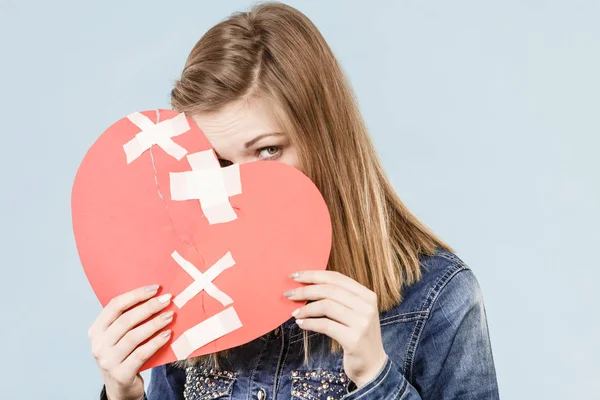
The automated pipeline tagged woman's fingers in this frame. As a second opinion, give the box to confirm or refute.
[296,317,352,346]
[288,271,387,388]
[285,283,368,314]
[103,293,172,347]
[89,284,160,338]
[88,285,174,400]
[119,329,173,375]
[291,270,376,302]
[110,310,175,364]
[293,299,354,327]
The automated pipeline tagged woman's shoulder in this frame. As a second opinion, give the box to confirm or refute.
[380,249,498,397]
[380,248,484,322]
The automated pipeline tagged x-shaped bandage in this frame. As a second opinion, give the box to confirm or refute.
[123,112,190,164]
[171,250,235,308]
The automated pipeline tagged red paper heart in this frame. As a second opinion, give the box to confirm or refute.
[72,110,331,370]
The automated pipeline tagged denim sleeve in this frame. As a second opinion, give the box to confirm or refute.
[99,385,147,400]
[342,356,422,399]
[412,269,500,399]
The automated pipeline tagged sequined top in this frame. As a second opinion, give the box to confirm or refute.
[182,366,351,400]
[102,249,500,399]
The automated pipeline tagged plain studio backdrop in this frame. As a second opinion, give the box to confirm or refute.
[0,0,598,398]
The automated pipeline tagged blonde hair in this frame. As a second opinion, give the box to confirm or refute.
[171,1,452,366]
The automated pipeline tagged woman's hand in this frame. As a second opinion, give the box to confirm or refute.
[285,271,387,388]
[88,285,174,400]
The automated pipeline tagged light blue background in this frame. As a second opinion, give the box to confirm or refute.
[1,1,598,399]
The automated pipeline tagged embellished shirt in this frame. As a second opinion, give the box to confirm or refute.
[101,249,500,399]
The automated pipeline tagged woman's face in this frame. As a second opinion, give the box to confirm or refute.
[191,98,299,169]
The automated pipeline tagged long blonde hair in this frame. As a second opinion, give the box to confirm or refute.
[171,1,452,365]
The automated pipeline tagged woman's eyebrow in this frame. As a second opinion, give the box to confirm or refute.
[244,132,284,148]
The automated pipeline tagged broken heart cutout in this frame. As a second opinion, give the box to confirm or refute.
[71,109,332,370]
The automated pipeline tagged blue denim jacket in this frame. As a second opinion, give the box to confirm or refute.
[101,249,499,399]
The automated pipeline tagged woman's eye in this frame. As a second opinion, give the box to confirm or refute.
[258,146,281,159]
[218,158,233,167]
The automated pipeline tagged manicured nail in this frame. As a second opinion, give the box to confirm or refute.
[290,272,302,279]
[295,319,304,326]
[292,308,300,317]
[145,284,159,292]
[284,289,295,298]
[161,311,174,320]
[161,329,172,338]
[158,294,172,304]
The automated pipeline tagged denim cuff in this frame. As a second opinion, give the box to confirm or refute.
[342,357,411,400]
[100,385,147,400]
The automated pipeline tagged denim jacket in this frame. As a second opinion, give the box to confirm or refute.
[101,249,499,399]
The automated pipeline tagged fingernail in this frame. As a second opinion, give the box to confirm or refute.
[145,284,159,292]
[284,289,295,298]
[158,294,172,304]
[161,311,174,320]
[295,319,304,326]
[161,329,172,338]
[290,272,302,279]
[292,308,300,317]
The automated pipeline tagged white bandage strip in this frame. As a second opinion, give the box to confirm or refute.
[123,111,190,163]
[171,251,235,308]
[170,306,243,360]
[169,150,241,224]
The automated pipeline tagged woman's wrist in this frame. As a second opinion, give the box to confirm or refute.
[348,352,389,390]
[344,356,409,399]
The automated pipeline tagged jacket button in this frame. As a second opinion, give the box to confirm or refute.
[257,388,267,400]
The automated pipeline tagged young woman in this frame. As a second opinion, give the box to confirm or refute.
[89,3,499,399]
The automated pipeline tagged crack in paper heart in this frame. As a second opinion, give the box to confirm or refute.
[148,110,199,252]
